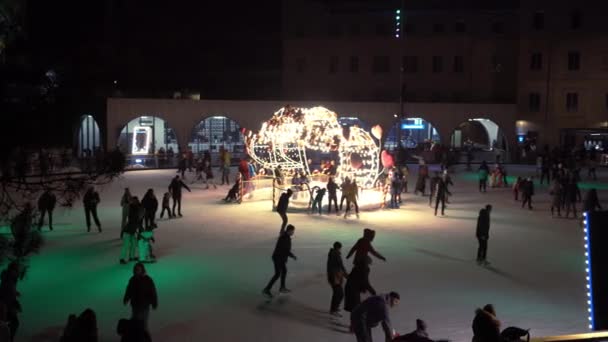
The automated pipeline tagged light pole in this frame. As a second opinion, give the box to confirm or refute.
[395,1,405,159]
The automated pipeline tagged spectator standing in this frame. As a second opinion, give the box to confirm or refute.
[141,189,158,229]
[120,188,132,238]
[476,205,492,266]
[123,263,158,331]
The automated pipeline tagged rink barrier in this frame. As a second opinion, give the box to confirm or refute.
[530,331,608,342]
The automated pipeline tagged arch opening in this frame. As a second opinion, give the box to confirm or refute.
[188,116,245,165]
[450,118,508,162]
[117,116,179,168]
[77,115,101,157]
[384,117,440,151]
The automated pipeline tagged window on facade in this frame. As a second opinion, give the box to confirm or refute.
[492,21,504,34]
[566,93,579,112]
[329,56,339,74]
[349,23,361,36]
[404,23,415,33]
[533,11,544,30]
[530,53,543,70]
[529,93,541,112]
[453,56,464,72]
[403,56,418,73]
[433,23,445,33]
[432,56,443,73]
[349,56,359,73]
[296,58,306,73]
[571,10,582,29]
[372,56,390,73]
[568,51,580,70]
[455,21,466,33]
[376,23,389,36]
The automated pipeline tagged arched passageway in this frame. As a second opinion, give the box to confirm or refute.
[117,116,179,167]
[450,118,508,163]
[77,115,101,157]
[188,116,245,164]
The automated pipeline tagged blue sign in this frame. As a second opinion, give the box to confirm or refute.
[401,118,424,130]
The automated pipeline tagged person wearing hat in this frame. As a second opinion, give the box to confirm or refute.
[351,292,400,342]
[263,224,297,297]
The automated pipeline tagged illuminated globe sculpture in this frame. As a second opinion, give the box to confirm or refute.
[245,106,380,188]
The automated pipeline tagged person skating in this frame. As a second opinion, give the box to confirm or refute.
[434,178,448,216]
[520,177,534,210]
[346,228,387,266]
[414,162,428,196]
[276,189,293,234]
[476,205,492,266]
[311,187,326,215]
[350,292,400,342]
[37,189,56,231]
[512,177,522,201]
[177,155,187,178]
[344,256,376,313]
[564,178,581,219]
[428,172,441,207]
[339,178,352,211]
[583,188,602,213]
[120,197,143,264]
[141,189,158,230]
[262,224,297,297]
[137,225,156,263]
[478,161,489,193]
[345,180,360,219]
[540,157,551,185]
[327,242,348,317]
[83,187,102,232]
[472,304,501,342]
[168,175,191,217]
[123,262,158,332]
[159,192,173,219]
[390,171,401,209]
[442,169,453,203]
[327,177,339,214]
[550,179,563,217]
[393,319,433,342]
[120,188,132,238]
[204,158,217,189]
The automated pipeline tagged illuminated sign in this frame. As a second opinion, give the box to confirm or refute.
[401,118,424,130]
[131,126,152,155]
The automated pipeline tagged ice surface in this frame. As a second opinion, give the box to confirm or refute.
[13,165,606,342]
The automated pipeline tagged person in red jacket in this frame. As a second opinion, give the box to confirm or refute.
[123,263,158,332]
[346,228,387,266]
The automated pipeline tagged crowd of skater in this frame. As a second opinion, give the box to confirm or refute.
[1,142,605,342]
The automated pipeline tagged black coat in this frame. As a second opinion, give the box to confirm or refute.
[327,181,338,196]
[272,233,295,262]
[123,275,158,309]
[277,193,290,213]
[141,194,158,213]
[472,308,501,342]
[169,179,190,198]
[327,248,347,284]
[343,264,375,312]
[38,191,57,210]
[564,183,581,203]
[125,203,144,234]
[83,190,100,208]
[476,209,490,239]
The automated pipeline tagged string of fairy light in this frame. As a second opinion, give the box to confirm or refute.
[245,106,381,188]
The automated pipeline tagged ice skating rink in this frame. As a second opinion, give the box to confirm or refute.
[13,166,607,342]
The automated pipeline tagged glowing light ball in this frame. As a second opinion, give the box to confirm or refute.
[245,106,381,188]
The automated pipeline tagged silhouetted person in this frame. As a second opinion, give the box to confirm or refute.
[160,192,172,219]
[276,189,293,234]
[327,242,348,316]
[394,319,433,342]
[550,179,562,217]
[343,256,376,313]
[327,177,339,214]
[583,189,602,212]
[83,187,102,232]
[263,224,296,297]
[472,304,501,342]
[478,161,489,193]
[117,318,151,342]
[564,179,581,219]
[0,262,21,341]
[311,187,326,215]
[520,178,534,210]
[120,188,132,238]
[37,189,56,231]
[123,263,158,332]
[351,292,400,342]
[168,175,191,217]
[141,189,158,229]
[434,178,448,216]
[346,228,386,266]
[476,205,492,266]
[339,178,351,210]
[428,172,441,207]
[121,197,143,264]
[60,308,98,342]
